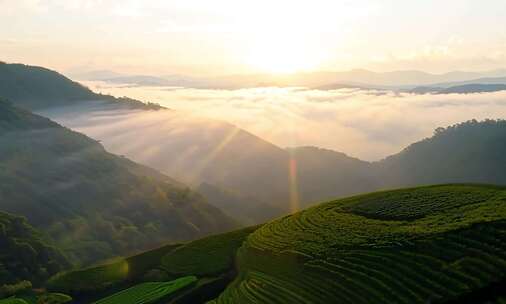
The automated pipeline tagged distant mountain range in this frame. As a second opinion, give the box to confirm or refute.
[420,76,506,88]
[69,67,506,90]
[409,81,506,94]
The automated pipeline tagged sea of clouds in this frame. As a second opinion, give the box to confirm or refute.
[80,82,506,161]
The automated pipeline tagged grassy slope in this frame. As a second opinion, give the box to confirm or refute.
[48,226,260,301]
[211,184,506,304]
[161,226,260,277]
[92,276,197,304]
[47,243,181,294]
[0,299,27,304]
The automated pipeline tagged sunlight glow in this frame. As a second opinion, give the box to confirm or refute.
[246,31,323,74]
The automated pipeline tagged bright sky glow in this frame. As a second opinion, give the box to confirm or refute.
[1,0,506,75]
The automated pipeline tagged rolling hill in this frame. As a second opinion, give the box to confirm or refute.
[191,119,506,211]
[46,243,182,294]
[48,226,260,303]
[0,99,237,266]
[55,185,506,303]
[377,119,506,188]
[211,184,506,303]
[409,83,506,94]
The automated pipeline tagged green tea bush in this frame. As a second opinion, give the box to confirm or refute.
[210,184,506,303]
[93,276,197,304]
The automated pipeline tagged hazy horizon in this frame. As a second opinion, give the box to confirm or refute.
[44,81,506,162]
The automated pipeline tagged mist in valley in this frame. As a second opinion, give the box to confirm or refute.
[49,84,506,162]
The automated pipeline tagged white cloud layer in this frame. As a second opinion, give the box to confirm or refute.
[2,0,506,74]
[67,84,506,161]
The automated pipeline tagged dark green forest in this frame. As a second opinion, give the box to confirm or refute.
[0,212,68,287]
[277,119,506,209]
[378,119,506,187]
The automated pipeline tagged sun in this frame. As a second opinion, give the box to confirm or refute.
[246,32,321,74]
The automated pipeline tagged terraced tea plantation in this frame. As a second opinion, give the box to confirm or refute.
[48,243,181,294]
[161,226,259,277]
[47,260,129,294]
[93,276,197,304]
[0,292,72,304]
[0,299,28,304]
[47,226,261,303]
[210,184,506,303]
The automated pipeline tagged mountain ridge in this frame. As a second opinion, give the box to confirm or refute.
[0,62,162,111]
[69,66,506,89]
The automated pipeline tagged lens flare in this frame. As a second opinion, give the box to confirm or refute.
[288,152,300,213]
[187,126,241,183]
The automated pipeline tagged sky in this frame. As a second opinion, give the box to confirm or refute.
[2,0,506,76]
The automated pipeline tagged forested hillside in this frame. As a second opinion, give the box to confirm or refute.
[0,212,69,286]
[0,100,236,265]
[0,63,160,110]
[378,119,506,187]
[198,119,506,213]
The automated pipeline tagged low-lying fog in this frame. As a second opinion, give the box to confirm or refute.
[78,82,506,161]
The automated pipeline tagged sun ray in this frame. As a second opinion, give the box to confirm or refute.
[187,126,241,184]
[288,151,300,213]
